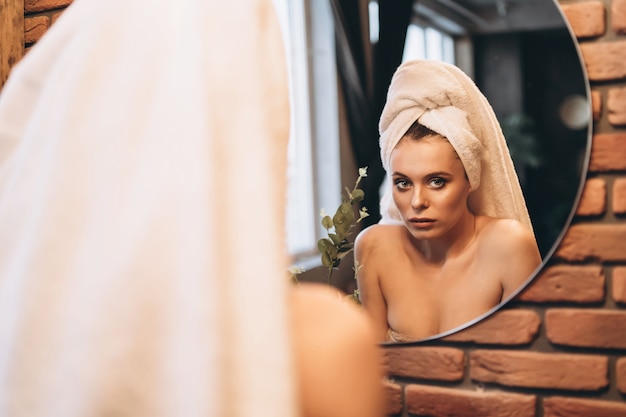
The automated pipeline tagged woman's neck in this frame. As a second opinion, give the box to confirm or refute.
[410,211,477,264]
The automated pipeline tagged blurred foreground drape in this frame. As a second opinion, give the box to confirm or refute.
[0,0,298,416]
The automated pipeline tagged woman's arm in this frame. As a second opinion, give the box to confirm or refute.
[354,227,390,342]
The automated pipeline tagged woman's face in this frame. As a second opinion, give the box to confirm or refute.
[389,134,472,241]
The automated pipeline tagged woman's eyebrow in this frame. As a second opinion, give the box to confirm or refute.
[426,171,453,177]
[391,171,453,178]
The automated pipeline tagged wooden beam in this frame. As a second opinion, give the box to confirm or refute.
[1,0,25,89]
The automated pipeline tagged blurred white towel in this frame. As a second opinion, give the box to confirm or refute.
[0,1,297,416]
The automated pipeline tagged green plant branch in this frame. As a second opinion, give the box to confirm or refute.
[288,167,368,290]
[318,167,369,285]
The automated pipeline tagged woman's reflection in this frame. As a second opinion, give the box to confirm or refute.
[354,59,542,343]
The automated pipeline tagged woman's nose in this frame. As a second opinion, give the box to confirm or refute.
[411,187,428,210]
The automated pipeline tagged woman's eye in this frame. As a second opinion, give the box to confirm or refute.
[428,178,446,188]
[394,179,410,190]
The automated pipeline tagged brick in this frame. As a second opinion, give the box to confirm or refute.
[518,265,605,303]
[607,86,626,126]
[613,267,626,303]
[612,0,626,34]
[383,346,464,381]
[588,133,626,172]
[617,357,626,394]
[561,2,606,38]
[442,309,540,345]
[544,396,626,417]
[24,16,49,45]
[470,350,608,391]
[384,381,402,415]
[24,0,72,13]
[1,0,24,89]
[591,90,602,121]
[575,177,606,216]
[546,309,626,349]
[613,178,626,215]
[555,224,626,262]
[579,41,626,81]
[405,384,536,417]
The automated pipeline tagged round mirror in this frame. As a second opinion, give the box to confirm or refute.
[355,0,591,344]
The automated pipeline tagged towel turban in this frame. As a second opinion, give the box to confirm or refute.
[378,59,532,233]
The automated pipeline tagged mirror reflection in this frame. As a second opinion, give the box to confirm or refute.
[330,0,590,343]
[355,58,543,343]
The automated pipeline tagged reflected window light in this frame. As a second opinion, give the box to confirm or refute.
[403,25,426,61]
[274,0,317,254]
[442,34,455,63]
[425,28,443,61]
[402,23,455,65]
[369,1,379,43]
[274,0,341,259]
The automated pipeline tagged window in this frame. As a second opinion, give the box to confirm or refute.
[368,1,456,64]
[274,0,342,265]
[403,24,455,64]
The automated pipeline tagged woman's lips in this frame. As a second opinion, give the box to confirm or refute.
[409,218,435,229]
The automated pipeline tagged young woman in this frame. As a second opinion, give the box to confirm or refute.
[355,60,542,343]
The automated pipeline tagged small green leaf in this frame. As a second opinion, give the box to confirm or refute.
[350,189,365,204]
[328,233,342,245]
[317,238,338,258]
[321,251,333,267]
[317,238,330,255]
[321,215,333,230]
[333,202,354,235]
[317,237,333,251]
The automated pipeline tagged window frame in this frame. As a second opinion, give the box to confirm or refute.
[278,0,342,267]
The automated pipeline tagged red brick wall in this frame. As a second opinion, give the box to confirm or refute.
[16,1,626,416]
[24,0,71,46]
[383,1,626,416]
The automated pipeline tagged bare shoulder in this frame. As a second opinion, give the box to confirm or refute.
[289,284,379,374]
[354,223,405,253]
[290,283,372,340]
[289,283,385,417]
[477,217,538,254]
[476,217,542,297]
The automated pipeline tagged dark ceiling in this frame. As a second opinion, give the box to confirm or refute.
[413,0,567,35]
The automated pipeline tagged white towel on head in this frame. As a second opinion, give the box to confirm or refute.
[0,1,297,416]
[378,59,533,233]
